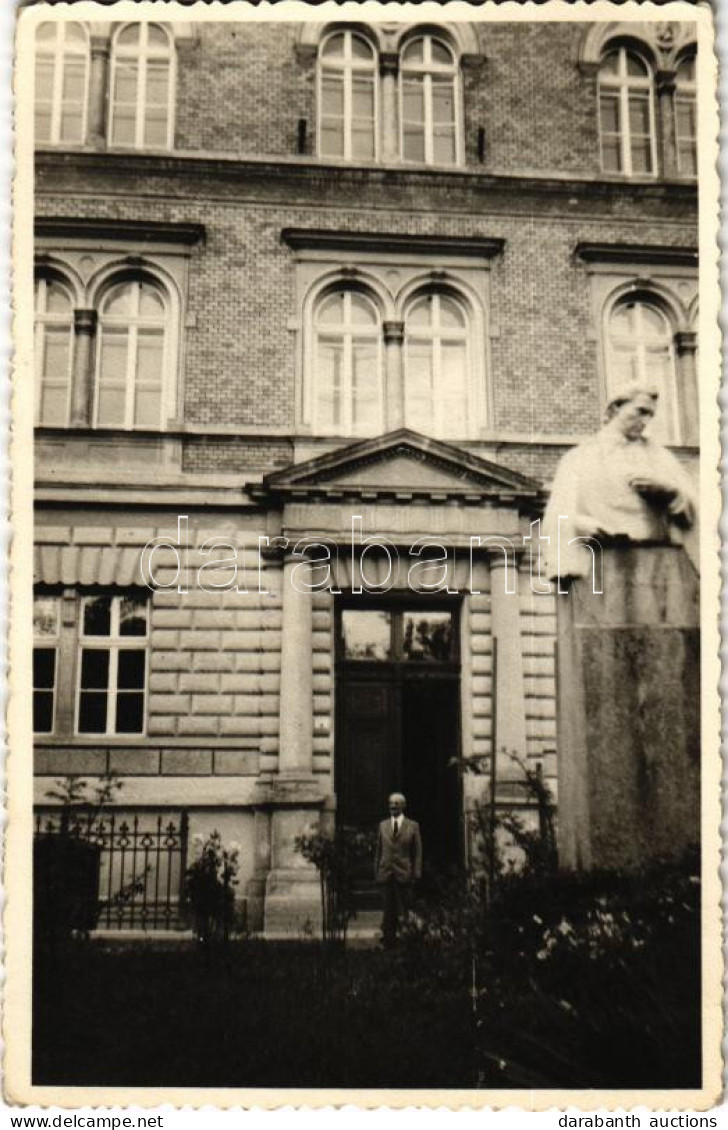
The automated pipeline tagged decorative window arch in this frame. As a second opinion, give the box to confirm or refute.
[403,289,471,437]
[94,274,174,430]
[598,44,657,176]
[606,294,680,442]
[109,23,175,150]
[318,30,378,161]
[399,34,461,166]
[35,273,75,426]
[675,52,697,177]
[312,287,384,436]
[35,21,89,144]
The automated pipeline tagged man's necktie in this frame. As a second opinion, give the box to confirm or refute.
[392,821,399,839]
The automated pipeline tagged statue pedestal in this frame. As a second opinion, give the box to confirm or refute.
[556,545,699,871]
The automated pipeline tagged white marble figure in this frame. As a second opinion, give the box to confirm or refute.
[542,381,697,581]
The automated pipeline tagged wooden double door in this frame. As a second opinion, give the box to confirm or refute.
[335,604,463,887]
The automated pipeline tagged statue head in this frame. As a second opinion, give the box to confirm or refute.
[605,380,659,440]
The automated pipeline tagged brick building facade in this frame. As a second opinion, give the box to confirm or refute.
[30,14,699,932]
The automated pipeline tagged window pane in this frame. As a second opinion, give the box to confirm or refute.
[147,24,170,50]
[134,388,162,427]
[439,296,465,329]
[679,142,697,176]
[402,39,424,66]
[321,75,344,118]
[349,293,376,325]
[65,23,87,48]
[405,340,434,430]
[115,692,145,733]
[352,78,374,119]
[431,40,453,66]
[402,82,424,123]
[351,125,375,160]
[62,61,86,103]
[83,596,112,636]
[60,109,83,142]
[35,108,52,142]
[117,649,146,689]
[432,79,454,124]
[433,129,456,165]
[81,648,110,689]
[117,25,141,48]
[78,691,108,733]
[99,332,128,382]
[39,383,69,426]
[640,305,667,336]
[104,283,133,317]
[440,342,468,434]
[630,139,652,173]
[111,110,136,146]
[44,329,71,378]
[321,122,344,157]
[599,52,619,78]
[601,138,621,173]
[352,341,378,431]
[350,34,373,62]
[599,92,620,135]
[342,610,391,660]
[321,33,345,60]
[317,339,344,428]
[34,598,58,636]
[144,113,168,148]
[97,386,127,427]
[677,102,696,137]
[34,647,56,689]
[114,64,138,104]
[403,128,425,163]
[628,96,651,136]
[36,23,57,45]
[408,298,431,327]
[317,293,345,325]
[137,332,164,380]
[46,282,72,315]
[34,690,54,733]
[120,596,148,636]
[677,55,696,84]
[626,53,648,78]
[146,62,170,107]
[35,59,54,101]
[402,612,453,661]
[138,283,164,316]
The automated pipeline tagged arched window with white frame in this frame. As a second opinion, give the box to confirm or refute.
[318,30,378,160]
[598,45,656,176]
[400,35,461,166]
[35,274,74,426]
[35,21,89,144]
[109,23,175,150]
[404,290,470,437]
[313,288,383,436]
[675,52,697,177]
[607,296,680,443]
[95,276,172,430]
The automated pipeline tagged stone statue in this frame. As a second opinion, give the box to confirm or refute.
[542,381,697,581]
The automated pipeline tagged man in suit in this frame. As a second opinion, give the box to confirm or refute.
[374,792,422,948]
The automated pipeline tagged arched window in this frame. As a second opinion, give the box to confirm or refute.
[607,297,679,442]
[598,46,656,176]
[95,277,169,429]
[318,31,378,160]
[400,36,460,166]
[35,21,89,144]
[35,275,74,426]
[675,53,697,177]
[404,291,469,437]
[313,289,383,436]
[109,23,175,149]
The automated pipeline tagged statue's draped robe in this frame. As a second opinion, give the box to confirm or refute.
[542,429,697,580]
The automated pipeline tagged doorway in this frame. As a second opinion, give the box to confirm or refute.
[335,602,463,895]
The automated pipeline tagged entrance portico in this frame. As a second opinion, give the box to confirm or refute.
[247,429,544,933]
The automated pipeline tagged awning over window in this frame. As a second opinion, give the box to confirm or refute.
[34,544,145,587]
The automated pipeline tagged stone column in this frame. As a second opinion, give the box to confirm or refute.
[656,70,678,179]
[278,551,313,776]
[70,309,97,426]
[264,549,324,934]
[676,330,699,445]
[556,545,699,871]
[383,320,404,431]
[379,53,399,162]
[489,550,528,783]
[88,41,110,146]
[245,805,271,934]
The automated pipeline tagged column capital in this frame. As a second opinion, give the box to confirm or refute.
[383,320,404,344]
[379,52,399,77]
[676,330,698,355]
[74,309,98,335]
[90,42,110,61]
[656,68,677,94]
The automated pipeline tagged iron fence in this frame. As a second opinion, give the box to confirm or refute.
[34,809,189,930]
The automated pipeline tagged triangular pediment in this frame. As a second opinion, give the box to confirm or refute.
[254,430,542,506]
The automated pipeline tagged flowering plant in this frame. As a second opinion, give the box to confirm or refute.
[184,831,240,944]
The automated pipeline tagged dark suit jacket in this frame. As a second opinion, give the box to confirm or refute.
[375,817,422,884]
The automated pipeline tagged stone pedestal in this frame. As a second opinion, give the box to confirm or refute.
[257,775,326,935]
[556,545,699,871]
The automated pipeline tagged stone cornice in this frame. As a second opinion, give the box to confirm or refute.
[282,228,505,259]
[575,242,698,268]
[34,148,699,209]
[35,216,207,246]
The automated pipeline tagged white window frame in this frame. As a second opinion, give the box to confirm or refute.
[93,274,174,431]
[606,296,681,443]
[598,45,657,177]
[33,595,60,735]
[675,53,697,178]
[317,29,379,161]
[34,274,75,427]
[403,290,475,439]
[75,594,149,737]
[312,288,384,436]
[399,35,462,167]
[109,22,176,151]
[35,21,90,145]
